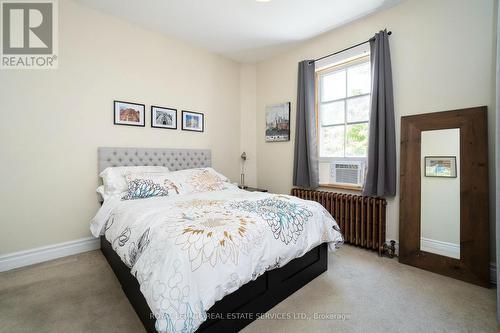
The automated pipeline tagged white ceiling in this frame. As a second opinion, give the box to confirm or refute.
[76,0,404,63]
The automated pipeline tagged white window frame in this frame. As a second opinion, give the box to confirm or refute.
[316,54,371,189]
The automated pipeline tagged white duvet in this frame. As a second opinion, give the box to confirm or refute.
[91,187,343,333]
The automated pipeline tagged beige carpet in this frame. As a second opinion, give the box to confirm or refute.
[0,246,497,333]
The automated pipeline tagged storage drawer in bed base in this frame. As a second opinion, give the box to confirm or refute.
[100,236,328,333]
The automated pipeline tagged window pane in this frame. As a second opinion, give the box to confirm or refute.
[347,61,370,97]
[345,123,369,157]
[320,125,344,157]
[346,95,370,123]
[320,101,344,126]
[321,70,346,101]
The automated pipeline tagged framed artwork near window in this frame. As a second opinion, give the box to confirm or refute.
[114,100,145,127]
[265,102,290,142]
[181,110,204,132]
[424,156,457,178]
[151,106,177,130]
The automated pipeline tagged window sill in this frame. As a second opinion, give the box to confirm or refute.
[319,184,363,192]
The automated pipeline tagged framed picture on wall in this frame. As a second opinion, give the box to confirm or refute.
[151,106,177,129]
[424,156,457,177]
[114,100,145,127]
[181,110,204,132]
[265,102,290,142]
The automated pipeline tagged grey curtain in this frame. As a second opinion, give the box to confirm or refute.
[293,60,319,188]
[363,30,396,197]
[495,2,500,322]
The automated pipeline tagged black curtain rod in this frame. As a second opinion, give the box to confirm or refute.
[309,31,392,64]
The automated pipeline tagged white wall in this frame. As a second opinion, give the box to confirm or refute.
[0,0,241,254]
[255,0,497,255]
[1,0,496,260]
[240,64,258,188]
[420,129,460,247]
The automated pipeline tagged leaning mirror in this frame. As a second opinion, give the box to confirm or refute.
[399,107,489,287]
[420,129,460,259]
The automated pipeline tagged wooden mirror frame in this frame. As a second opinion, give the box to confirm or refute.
[399,106,490,287]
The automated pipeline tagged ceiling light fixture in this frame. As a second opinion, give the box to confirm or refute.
[256,0,271,2]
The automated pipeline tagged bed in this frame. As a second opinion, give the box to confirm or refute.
[92,147,343,333]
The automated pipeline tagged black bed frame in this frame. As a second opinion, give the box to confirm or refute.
[101,236,328,332]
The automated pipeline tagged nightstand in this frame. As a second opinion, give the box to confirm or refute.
[238,186,268,193]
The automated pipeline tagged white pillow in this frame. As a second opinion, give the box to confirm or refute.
[96,185,108,201]
[99,166,170,199]
[159,167,231,195]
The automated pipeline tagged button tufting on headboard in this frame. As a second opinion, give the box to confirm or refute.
[97,147,211,173]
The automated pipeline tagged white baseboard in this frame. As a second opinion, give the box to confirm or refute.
[0,237,100,272]
[420,237,460,259]
[1,237,496,285]
[386,240,496,285]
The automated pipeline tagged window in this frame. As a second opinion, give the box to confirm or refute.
[316,55,371,188]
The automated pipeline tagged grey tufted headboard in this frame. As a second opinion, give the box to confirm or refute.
[98,147,211,173]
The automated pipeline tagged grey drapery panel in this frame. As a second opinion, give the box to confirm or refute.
[293,60,319,188]
[495,2,500,323]
[363,30,396,197]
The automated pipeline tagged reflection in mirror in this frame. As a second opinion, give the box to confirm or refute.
[420,129,460,259]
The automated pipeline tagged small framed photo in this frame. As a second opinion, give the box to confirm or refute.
[182,110,204,132]
[265,102,290,142]
[424,156,457,178]
[114,100,145,127]
[151,106,177,130]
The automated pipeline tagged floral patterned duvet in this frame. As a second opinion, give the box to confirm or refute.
[95,188,343,333]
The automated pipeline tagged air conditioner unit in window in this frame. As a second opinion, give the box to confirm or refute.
[330,161,365,187]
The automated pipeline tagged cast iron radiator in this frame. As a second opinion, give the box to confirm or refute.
[291,188,387,255]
